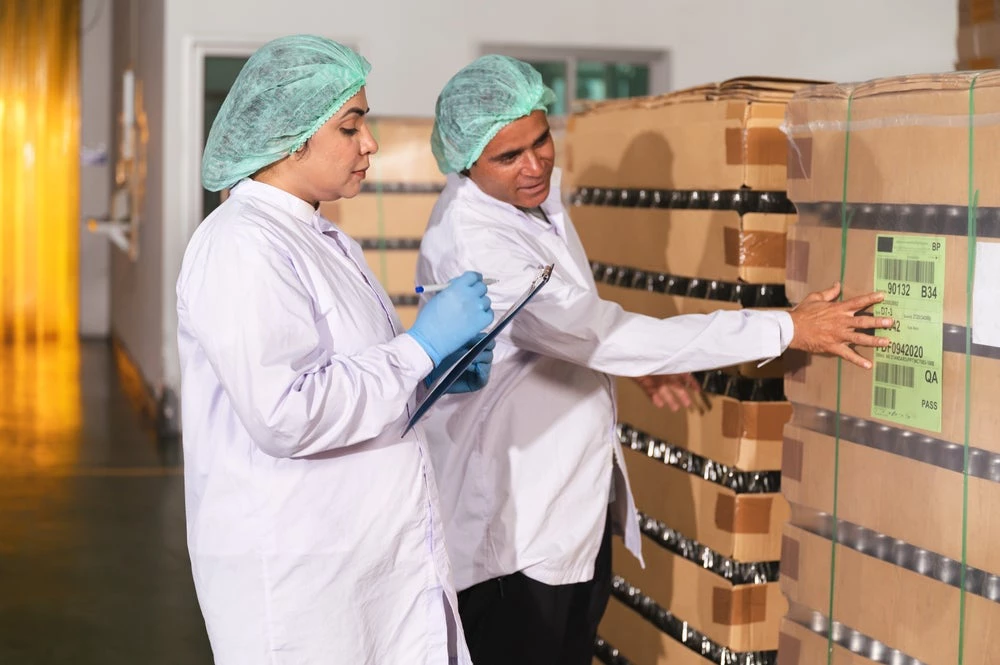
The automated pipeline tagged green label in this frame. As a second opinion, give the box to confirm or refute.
[871,235,945,433]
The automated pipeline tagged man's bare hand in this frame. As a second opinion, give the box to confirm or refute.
[633,373,701,411]
[788,282,894,369]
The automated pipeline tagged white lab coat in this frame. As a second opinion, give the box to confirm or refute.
[415,169,793,591]
[176,179,470,665]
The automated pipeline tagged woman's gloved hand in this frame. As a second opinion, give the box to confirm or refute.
[424,335,495,393]
[408,271,493,366]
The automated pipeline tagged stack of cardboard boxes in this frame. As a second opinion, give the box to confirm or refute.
[958,0,1000,70]
[568,79,813,665]
[319,118,444,327]
[778,72,1000,664]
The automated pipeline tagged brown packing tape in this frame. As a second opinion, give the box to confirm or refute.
[711,585,769,626]
[618,378,788,471]
[972,0,997,23]
[611,539,785,651]
[714,494,774,534]
[721,399,793,443]
[725,127,788,167]
[625,447,787,560]
[781,535,800,581]
[781,436,804,481]
[722,228,786,269]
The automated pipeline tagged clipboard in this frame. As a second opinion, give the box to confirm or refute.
[403,264,554,435]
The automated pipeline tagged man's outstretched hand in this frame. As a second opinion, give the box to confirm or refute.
[788,282,894,369]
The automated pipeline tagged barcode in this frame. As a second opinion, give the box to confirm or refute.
[875,362,915,388]
[873,386,897,410]
[876,257,935,284]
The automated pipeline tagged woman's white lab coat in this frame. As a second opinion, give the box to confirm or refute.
[176,179,468,665]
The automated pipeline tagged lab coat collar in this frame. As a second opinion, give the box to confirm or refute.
[449,168,566,235]
[230,179,338,235]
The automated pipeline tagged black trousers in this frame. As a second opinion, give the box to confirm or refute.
[456,514,613,665]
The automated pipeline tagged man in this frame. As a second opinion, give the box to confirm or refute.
[416,55,892,665]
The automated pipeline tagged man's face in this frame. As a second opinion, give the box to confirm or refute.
[467,110,555,209]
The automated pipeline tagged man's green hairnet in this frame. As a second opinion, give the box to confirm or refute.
[431,55,557,175]
[201,35,371,192]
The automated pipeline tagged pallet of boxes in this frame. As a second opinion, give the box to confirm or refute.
[318,118,444,327]
[777,73,1000,664]
[568,78,816,665]
[958,0,1000,70]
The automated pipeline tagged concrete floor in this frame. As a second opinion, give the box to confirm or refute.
[0,341,213,664]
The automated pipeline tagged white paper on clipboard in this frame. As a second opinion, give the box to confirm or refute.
[403,264,554,435]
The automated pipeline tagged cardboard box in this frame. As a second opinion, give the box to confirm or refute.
[367,117,444,185]
[625,446,787,562]
[784,348,999,453]
[775,618,882,665]
[598,597,708,665]
[959,0,1000,26]
[319,193,436,239]
[784,72,1000,208]
[780,524,1000,665]
[361,249,418,296]
[612,537,786,652]
[781,423,1000,574]
[959,20,1000,61]
[568,78,814,192]
[573,206,792,285]
[617,376,789,471]
[785,222,1000,315]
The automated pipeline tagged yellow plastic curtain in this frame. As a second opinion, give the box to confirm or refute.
[0,0,80,342]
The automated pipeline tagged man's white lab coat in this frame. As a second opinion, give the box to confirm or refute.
[415,169,793,591]
[176,180,469,665]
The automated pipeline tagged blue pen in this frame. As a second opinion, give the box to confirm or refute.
[415,278,498,294]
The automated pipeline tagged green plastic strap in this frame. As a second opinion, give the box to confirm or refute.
[958,73,980,665]
[370,120,389,285]
[827,88,854,665]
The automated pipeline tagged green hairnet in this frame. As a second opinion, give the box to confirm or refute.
[431,55,557,174]
[201,35,371,192]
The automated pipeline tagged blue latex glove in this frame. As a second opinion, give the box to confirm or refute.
[424,335,495,394]
[408,271,493,366]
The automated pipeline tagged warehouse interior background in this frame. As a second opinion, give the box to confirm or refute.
[0,0,981,663]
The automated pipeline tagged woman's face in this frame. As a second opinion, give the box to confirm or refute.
[274,87,379,205]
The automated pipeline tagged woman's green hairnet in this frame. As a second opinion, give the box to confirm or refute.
[201,35,371,192]
[431,55,556,174]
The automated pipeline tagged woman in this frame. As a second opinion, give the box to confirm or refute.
[176,35,491,665]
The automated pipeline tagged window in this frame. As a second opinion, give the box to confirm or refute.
[482,46,667,115]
